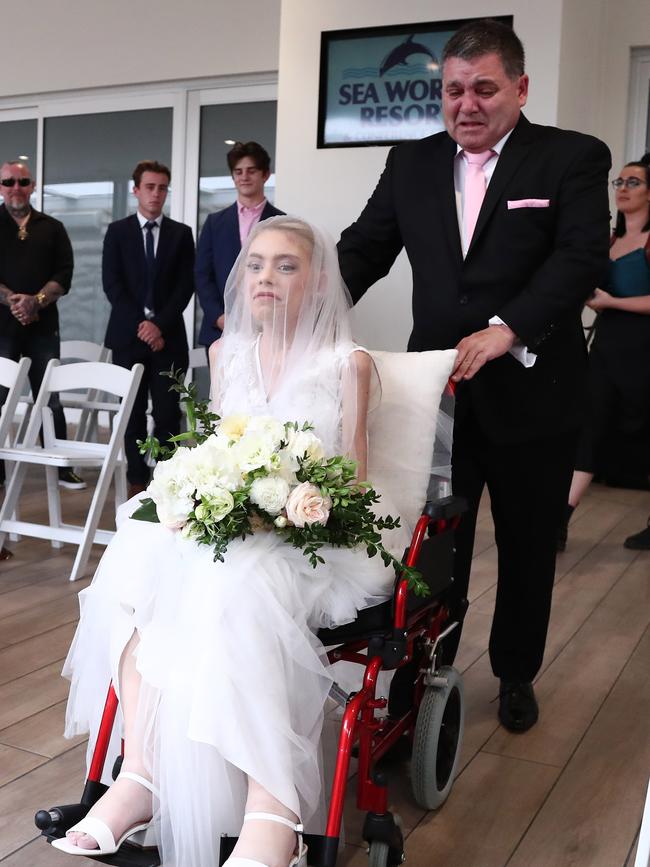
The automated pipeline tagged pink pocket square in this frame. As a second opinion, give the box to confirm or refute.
[507,198,550,209]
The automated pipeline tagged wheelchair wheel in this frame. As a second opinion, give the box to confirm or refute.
[365,813,404,866]
[411,666,464,810]
[368,841,390,867]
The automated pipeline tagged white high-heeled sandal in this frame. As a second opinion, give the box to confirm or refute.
[224,811,307,867]
[51,771,157,857]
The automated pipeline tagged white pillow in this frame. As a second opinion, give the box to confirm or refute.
[367,349,457,530]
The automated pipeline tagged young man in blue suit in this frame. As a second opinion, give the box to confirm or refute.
[102,160,195,496]
[195,141,284,350]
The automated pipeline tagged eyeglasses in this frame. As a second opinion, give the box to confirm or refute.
[611,177,648,189]
[0,177,33,188]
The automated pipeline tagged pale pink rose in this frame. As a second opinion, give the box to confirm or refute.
[285,482,332,528]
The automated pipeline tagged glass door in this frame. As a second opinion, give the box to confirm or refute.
[43,107,174,343]
[184,84,278,395]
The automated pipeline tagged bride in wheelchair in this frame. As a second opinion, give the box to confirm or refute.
[55,216,421,867]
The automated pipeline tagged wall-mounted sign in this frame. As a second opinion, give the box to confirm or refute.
[317,16,513,148]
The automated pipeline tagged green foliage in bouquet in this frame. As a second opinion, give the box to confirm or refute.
[132,369,428,597]
[136,367,219,459]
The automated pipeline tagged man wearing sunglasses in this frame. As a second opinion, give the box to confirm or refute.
[0,160,84,517]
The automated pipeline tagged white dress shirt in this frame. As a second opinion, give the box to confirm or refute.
[453,130,536,368]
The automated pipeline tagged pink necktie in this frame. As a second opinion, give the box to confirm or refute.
[463,150,494,247]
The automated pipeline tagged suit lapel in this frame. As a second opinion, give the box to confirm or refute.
[429,135,463,267]
[467,114,536,255]
[261,201,277,221]
[129,214,147,284]
[225,202,242,259]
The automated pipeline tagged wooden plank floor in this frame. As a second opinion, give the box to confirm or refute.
[1,468,648,866]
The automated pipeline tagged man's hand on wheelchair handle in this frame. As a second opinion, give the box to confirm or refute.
[452,324,516,382]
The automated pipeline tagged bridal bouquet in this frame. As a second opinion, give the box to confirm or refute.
[133,372,427,596]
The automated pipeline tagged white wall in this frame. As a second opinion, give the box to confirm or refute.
[0,0,281,98]
[595,0,650,172]
[276,0,564,350]
[557,0,608,139]
[558,0,650,171]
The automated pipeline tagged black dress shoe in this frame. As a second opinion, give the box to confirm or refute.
[498,681,539,732]
[624,520,650,550]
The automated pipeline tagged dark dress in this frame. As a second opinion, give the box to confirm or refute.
[575,236,650,485]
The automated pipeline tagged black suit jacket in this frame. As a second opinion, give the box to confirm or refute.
[338,115,611,443]
[102,214,195,361]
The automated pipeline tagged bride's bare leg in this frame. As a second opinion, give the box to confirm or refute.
[68,631,153,849]
[230,778,299,867]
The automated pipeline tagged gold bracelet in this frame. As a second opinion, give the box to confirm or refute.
[35,291,47,307]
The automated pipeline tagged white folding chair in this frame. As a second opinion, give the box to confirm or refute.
[184,346,209,390]
[58,341,114,441]
[0,359,143,582]
[187,346,209,378]
[0,357,33,541]
[0,357,32,450]
[15,340,114,444]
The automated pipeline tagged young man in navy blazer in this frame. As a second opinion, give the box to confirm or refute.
[339,21,611,732]
[195,141,284,351]
[102,160,195,496]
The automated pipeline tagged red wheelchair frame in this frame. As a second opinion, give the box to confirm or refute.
[36,495,465,867]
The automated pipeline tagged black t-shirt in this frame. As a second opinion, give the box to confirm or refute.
[0,204,74,337]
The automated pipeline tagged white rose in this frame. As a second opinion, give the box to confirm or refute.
[246,415,286,450]
[195,436,243,491]
[274,515,288,528]
[285,482,332,528]
[235,432,274,473]
[147,448,197,529]
[284,429,326,470]
[249,475,290,515]
[195,486,235,523]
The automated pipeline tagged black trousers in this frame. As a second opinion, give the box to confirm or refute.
[0,330,67,483]
[444,416,579,682]
[112,345,187,486]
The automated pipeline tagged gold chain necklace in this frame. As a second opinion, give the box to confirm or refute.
[16,212,31,241]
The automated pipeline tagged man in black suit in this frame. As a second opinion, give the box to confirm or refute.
[195,141,284,350]
[338,20,611,731]
[103,160,194,496]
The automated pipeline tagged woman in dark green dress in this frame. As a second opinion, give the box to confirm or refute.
[560,155,650,549]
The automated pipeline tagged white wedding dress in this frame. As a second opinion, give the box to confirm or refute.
[62,339,409,867]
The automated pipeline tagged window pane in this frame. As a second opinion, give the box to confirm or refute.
[43,109,173,344]
[198,101,277,233]
[0,119,37,167]
[195,100,277,355]
[0,119,38,207]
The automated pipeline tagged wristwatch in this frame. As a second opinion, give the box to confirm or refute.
[35,291,47,307]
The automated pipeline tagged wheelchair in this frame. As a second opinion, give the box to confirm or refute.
[35,493,466,866]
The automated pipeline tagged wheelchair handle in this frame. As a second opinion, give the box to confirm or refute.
[35,809,59,830]
[34,802,89,832]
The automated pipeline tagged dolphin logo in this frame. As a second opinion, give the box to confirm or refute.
[379,34,438,77]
